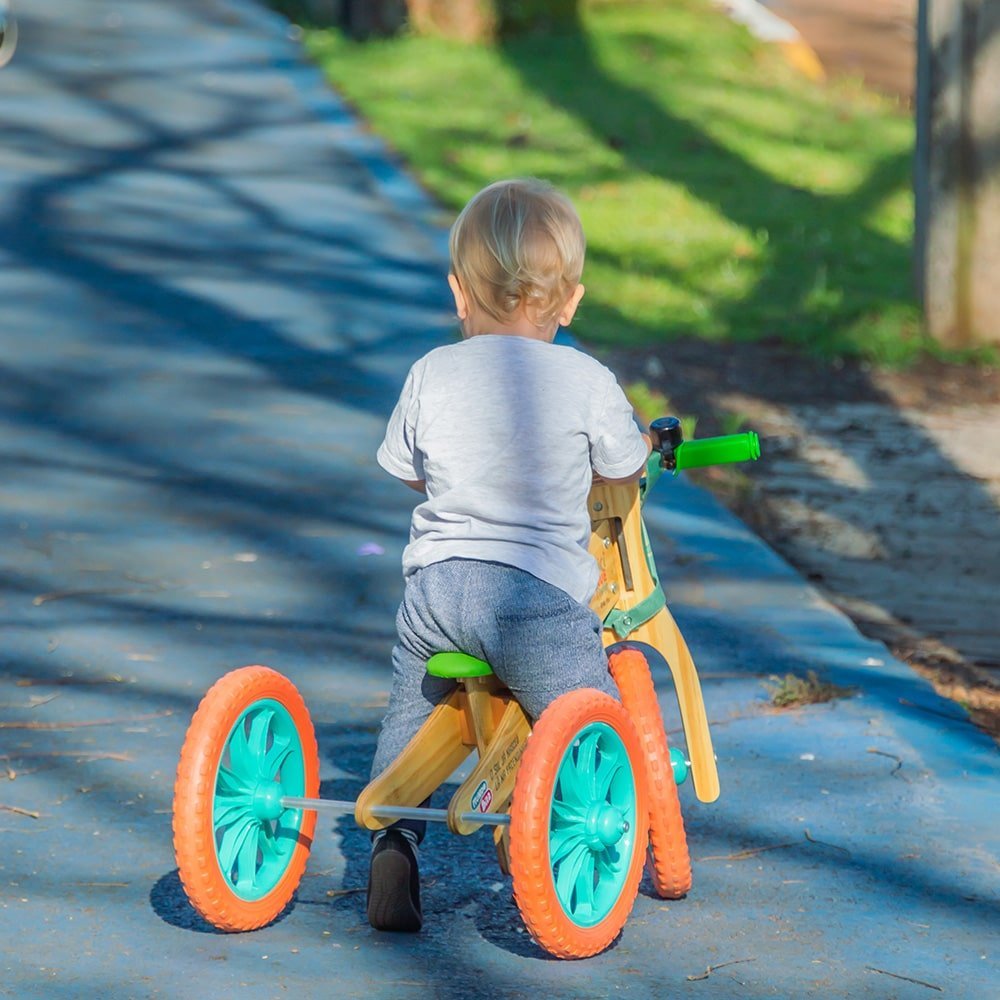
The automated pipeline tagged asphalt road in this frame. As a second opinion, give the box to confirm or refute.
[0,2,996,998]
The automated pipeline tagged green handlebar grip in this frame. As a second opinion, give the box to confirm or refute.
[673,431,761,471]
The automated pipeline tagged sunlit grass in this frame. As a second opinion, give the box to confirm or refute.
[297,0,938,363]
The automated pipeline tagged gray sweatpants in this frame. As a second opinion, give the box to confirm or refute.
[369,558,618,837]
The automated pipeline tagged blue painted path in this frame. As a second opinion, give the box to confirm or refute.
[0,2,996,998]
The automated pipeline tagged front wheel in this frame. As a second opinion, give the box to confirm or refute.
[609,648,691,899]
[172,666,320,931]
[509,689,649,959]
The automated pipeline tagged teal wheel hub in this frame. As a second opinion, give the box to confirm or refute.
[252,781,286,822]
[669,746,689,785]
[584,803,629,850]
[212,699,307,900]
[548,722,639,927]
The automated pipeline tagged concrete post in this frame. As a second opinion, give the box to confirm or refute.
[914,0,1000,347]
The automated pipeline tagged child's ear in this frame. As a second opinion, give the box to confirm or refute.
[558,284,586,327]
[448,273,469,320]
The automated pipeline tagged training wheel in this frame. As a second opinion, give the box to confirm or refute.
[172,665,320,931]
[509,688,649,959]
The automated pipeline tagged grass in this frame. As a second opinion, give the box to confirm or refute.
[623,380,696,439]
[294,0,964,365]
[765,670,856,708]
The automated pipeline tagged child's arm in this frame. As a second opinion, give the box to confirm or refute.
[377,367,426,490]
[592,433,652,484]
[590,372,652,484]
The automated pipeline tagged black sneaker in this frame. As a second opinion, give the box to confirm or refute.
[366,830,422,932]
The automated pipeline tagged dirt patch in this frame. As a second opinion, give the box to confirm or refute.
[708,1,1000,734]
[766,0,916,102]
[601,339,1000,739]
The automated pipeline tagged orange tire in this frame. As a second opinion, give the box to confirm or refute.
[609,648,692,899]
[173,666,319,931]
[509,688,649,959]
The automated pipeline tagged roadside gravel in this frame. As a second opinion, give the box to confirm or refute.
[605,341,1000,738]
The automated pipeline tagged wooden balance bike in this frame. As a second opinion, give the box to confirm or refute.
[172,417,760,958]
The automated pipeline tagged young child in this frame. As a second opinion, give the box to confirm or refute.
[368,178,651,932]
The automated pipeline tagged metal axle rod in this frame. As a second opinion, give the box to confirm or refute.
[280,795,511,828]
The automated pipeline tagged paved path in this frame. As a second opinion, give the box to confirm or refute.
[0,2,996,998]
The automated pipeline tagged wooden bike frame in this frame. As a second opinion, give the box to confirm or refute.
[355,467,719,870]
[588,479,720,803]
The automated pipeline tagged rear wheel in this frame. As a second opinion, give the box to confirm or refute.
[609,648,691,898]
[173,666,319,931]
[509,688,649,959]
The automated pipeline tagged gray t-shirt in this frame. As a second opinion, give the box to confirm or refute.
[377,335,648,604]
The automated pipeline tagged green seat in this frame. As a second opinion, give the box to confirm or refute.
[426,651,494,679]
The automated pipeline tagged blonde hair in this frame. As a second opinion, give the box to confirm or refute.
[449,178,585,329]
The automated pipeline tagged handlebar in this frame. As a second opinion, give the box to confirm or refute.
[674,432,761,471]
[641,416,761,500]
